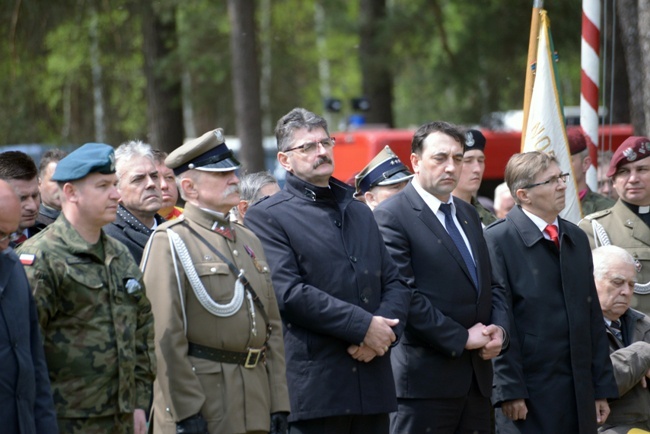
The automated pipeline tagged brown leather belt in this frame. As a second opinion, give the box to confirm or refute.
[188,342,265,369]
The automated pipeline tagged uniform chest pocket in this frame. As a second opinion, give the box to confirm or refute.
[194,262,236,303]
[61,263,108,321]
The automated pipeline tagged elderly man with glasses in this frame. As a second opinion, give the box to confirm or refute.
[245,107,410,434]
[484,151,617,433]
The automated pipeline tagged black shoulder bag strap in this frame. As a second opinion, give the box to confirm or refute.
[183,224,272,342]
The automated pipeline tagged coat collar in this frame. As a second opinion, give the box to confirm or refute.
[506,205,575,248]
[182,202,236,241]
[46,213,121,261]
[284,172,354,205]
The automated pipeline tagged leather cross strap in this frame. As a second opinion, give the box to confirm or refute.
[183,224,272,343]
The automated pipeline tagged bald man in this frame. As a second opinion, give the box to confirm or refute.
[0,180,58,433]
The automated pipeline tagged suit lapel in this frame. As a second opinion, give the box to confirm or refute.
[404,185,475,287]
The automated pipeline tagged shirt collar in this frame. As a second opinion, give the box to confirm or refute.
[412,177,456,213]
[520,207,559,233]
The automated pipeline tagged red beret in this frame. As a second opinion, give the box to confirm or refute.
[607,136,650,177]
[566,127,587,155]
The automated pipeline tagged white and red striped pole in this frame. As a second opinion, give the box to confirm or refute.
[580,0,600,191]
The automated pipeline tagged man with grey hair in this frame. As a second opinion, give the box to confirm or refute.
[593,245,650,433]
[104,140,163,263]
[245,107,410,434]
[232,171,280,223]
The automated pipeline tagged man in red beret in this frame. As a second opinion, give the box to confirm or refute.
[568,127,614,215]
[579,136,650,315]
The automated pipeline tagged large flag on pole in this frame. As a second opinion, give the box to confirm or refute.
[522,10,582,224]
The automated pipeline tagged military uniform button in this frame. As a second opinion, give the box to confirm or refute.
[233,250,239,256]
[263,266,269,272]
[210,267,217,273]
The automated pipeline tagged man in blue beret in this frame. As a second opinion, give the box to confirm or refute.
[17,142,156,434]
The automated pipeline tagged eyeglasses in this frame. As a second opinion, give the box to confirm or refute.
[0,231,22,244]
[284,137,336,154]
[522,173,570,189]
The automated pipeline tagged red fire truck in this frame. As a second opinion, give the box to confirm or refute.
[331,124,634,196]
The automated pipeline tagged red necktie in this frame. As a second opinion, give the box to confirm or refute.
[544,224,559,248]
[13,233,27,246]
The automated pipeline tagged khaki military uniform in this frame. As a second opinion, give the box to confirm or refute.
[580,189,615,216]
[471,196,497,226]
[142,203,289,434]
[579,199,650,314]
[16,214,156,427]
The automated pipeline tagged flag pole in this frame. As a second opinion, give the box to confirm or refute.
[521,0,544,148]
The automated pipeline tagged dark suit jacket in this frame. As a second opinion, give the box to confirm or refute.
[484,205,617,433]
[374,182,508,399]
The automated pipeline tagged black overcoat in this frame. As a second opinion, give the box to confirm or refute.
[484,205,618,433]
[245,173,411,422]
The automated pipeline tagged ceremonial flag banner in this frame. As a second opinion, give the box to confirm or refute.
[522,10,582,224]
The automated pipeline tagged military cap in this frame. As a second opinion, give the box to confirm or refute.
[51,143,115,182]
[465,129,486,153]
[567,126,587,155]
[607,136,650,177]
[166,128,240,176]
[355,145,413,196]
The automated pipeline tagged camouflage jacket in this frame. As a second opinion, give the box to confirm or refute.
[17,214,156,418]
[580,188,615,217]
[472,196,497,227]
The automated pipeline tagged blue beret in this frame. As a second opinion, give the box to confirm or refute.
[465,129,486,153]
[355,146,413,195]
[51,143,116,182]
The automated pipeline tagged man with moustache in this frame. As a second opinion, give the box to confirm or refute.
[452,129,497,226]
[580,136,650,315]
[374,121,508,434]
[17,143,156,434]
[34,148,67,233]
[0,151,40,246]
[142,129,290,434]
[0,180,58,434]
[245,108,410,434]
[104,141,164,263]
[484,151,617,433]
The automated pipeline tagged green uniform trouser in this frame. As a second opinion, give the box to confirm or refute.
[57,414,133,434]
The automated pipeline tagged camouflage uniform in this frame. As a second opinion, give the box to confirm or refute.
[580,188,615,217]
[17,213,156,432]
[471,196,497,226]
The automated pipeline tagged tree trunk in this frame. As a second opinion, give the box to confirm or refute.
[639,0,650,136]
[89,3,106,143]
[228,0,265,173]
[359,0,394,127]
[617,0,646,135]
[141,1,184,153]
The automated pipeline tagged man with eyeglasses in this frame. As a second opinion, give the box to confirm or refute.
[0,180,58,433]
[484,151,617,433]
[245,107,411,434]
[579,136,650,316]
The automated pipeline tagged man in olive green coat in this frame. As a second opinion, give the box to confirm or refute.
[17,143,156,434]
[141,129,290,434]
[580,136,650,316]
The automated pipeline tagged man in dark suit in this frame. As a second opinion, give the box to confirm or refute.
[246,107,411,434]
[374,120,509,434]
[483,151,618,433]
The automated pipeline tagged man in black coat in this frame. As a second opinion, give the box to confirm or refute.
[103,140,164,264]
[374,121,509,434]
[484,151,618,433]
[245,107,411,434]
[0,180,57,434]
